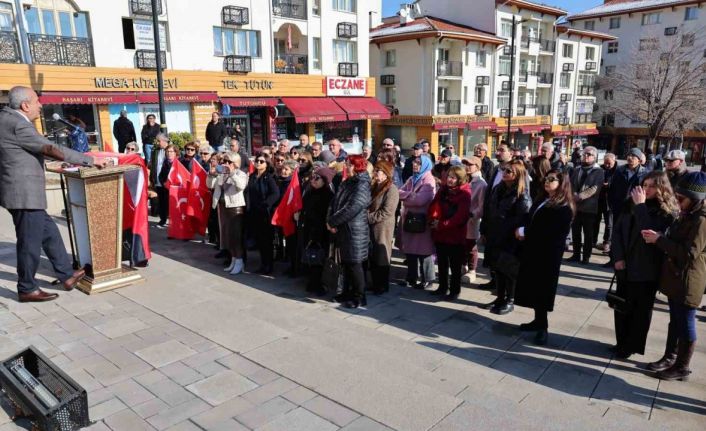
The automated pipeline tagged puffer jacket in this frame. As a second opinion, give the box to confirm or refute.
[655,203,706,307]
[328,172,372,263]
[429,183,472,245]
[481,181,531,267]
[211,169,248,209]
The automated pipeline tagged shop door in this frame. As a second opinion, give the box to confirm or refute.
[139,103,192,134]
[223,115,250,152]
[109,103,141,151]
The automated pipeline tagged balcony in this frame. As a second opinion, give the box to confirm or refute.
[437,60,462,77]
[222,6,249,25]
[130,0,162,16]
[380,74,395,85]
[272,0,307,20]
[274,54,307,74]
[539,39,555,52]
[475,105,489,115]
[537,72,553,84]
[584,61,597,71]
[558,116,570,125]
[517,106,526,116]
[0,31,21,63]
[134,49,166,69]
[338,62,358,77]
[537,104,551,115]
[578,85,595,96]
[437,100,461,115]
[520,36,538,49]
[28,34,94,66]
[518,72,527,83]
[224,55,252,73]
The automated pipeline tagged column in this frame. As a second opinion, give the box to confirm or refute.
[97,105,113,152]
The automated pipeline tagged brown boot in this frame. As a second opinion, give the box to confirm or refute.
[647,325,678,372]
[657,341,695,381]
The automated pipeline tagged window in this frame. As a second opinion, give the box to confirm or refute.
[578,72,596,88]
[24,5,89,38]
[639,38,657,51]
[463,86,468,104]
[498,55,511,75]
[559,72,570,88]
[313,0,321,16]
[475,87,485,104]
[585,47,595,60]
[333,39,356,62]
[685,6,699,21]
[476,50,486,67]
[607,41,618,53]
[0,2,13,31]
[497,91,510,109]
[609,17,620,29]
[641,12,661,25]
[313,37,321,69]
[384,49,396,67]
[605,65,616,76]
[601,113,615,127]
[385,86,396,105]
[576,100,593,114]
[562,44,573,58]
[213,27,260,57]
[604,90,613,100]
[500,19,513,38]
[665,27,677,36]
[682,33,695,47]
[584,21,595,31]
[332,0,356,13]
[557,102,568,118]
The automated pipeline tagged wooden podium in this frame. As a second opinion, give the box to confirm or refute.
[59,165,144,294]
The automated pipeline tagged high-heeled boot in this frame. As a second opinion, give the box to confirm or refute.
[657,340,695,381]
[647,323,678,372]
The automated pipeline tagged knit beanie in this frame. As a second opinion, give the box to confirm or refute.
[374,160,394,179]
[319,150,336,164]
[628,147,644,159]
[675,172,706,201]
[314,167,335,185]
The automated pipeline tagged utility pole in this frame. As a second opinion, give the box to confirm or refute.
[506,15,517,147]
[151,0,167,134]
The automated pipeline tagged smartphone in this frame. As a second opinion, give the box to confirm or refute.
[216,165,224,174]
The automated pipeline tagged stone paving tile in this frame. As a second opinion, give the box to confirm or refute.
[109,378,157,407]
[164,421,202,431]
[181,346,232,368]
[186,370,258,406]
[146,398,211,430]
[340,416,395,431]
[235,396,297,429]
[133,398,171,419]
[158,361,204,386]
[190,396,254,430]
[217,353,267,376]
[104,408,156,431]
[142,377,197,407]
[247,367,280,385]
[242,377,299,405]
[204,418,249,431]
[282,386,318,406]
[303,396,361,427]
[258,407,338,431]
[191,360,228,377]
[135,340,198,368]
[91,398,128,421]
[94,317,149,339]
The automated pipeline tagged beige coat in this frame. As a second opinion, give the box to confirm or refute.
[211,170,248,209]
[368,185,400,266]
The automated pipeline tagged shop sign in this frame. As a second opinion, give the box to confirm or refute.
[380,116,433,127]
[325,77,367,97]
[221,80,274,90]
[94,77,178,89]
[134,19,167,51]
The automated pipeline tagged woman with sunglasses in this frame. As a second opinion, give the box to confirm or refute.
[482,159,531,315]
[300,167,335,295]
[642,172,706,381]
[179,142,198,172]
[246,154,280,274]
[611,171,677,359]
[124,142,139,155]
[513,169,574,345]
[213,153,248,275]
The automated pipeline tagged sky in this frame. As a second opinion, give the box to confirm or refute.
[381,0,602,18]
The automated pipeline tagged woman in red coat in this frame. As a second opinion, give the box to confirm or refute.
[428,165,472,301]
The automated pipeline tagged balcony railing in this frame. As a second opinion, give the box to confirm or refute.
[274,53,307,74]
[537,104,551,115]
[537,72,553,84]
[558,116,570,125]
[578,85,595,96]
[272,0,307,20]
[437,100,461,115]
[0,31,21,63]
[519,72,527,83]
[475,105,489,115]
[539,38,555,52]
[130,0,162,16]
[224,55,252,73]
[437,60,462,77]
[517,106,526,116]
[134,49,166,69]
[338,62,358,77]
[337,22,357,38]
[222,6,249,25]
[28,34,94,66]
[520,36,538,49]
[380,74,395,85]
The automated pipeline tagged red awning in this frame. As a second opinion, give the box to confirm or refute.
[333,97,391,120]
[572,128,599,136]
[520,125,550,134]
[220,97,279,107]
[553,130,572,136]
[281,97,348,123]
[39,92,137,105]
[136,92,218,103]
[433,122,466,130]
[467,121,497,131]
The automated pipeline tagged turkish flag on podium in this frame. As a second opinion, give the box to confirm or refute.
[165,159,194,239]
[271,169,303,237]
[186,161,211,236]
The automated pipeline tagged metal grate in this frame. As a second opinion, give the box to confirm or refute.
[224,55,252,73]
[130,0,162,15]
[134,50,166,69]
[337,22,357,38]
[222,6,249,25]
[380,74,395,85]
[0,30,21,63]
[338,62,358,77]
[272,0,307,20]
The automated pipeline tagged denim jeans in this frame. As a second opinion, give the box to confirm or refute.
[405,254,435,284]
[144,143,153,164]
[668,298,698,342]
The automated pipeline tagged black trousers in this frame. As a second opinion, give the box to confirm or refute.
[370,264,390,293]
[614,279,658,355]
[285,233,298,272]
[495,271,516,302]
[436,243,464,295]
[343,262,365,301]
[253,219,274,270]
[593,204,613,245]
[207,206,220,245]
[571,211,597,261]
[9,209,74,294]
[155,186,169,225]
[533,308,548,329]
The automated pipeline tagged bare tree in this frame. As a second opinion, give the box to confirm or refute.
[596,27,706,150]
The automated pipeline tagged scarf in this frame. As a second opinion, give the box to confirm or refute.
[412,155,433,186]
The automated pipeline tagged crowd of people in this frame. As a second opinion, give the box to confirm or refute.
[132,110,705,384]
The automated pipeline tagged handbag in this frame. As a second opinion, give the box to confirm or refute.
[605,273,629,313]
[301,241,326,266]
[403,212,427,233]
[495,250,520,278]
[321,244,342,291]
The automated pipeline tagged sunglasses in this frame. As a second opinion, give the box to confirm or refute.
[126,147,137,152]
[275,159,284,163]
[544,176,559,183]
[256,159,267,164]
[222,159,231,164]
[200,152,209,155]
[502,168,515,174]
[185,148,196,152]
[582,153,594,157]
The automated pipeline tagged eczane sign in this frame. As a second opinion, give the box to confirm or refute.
[325,77,367,97]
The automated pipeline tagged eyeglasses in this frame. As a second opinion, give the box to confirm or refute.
[256,159,267,164]
[200,152,209,155]
[383,144,394,148]
[185,148,196,152]
[582,153,594,157]
[275,158,284,163]
[544,176,559,183]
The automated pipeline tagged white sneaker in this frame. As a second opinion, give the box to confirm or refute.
[224,259,235,272]
[461,270,476,285]
[230,259,244,275]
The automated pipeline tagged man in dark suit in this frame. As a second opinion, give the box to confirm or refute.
[112,110,136,153]
[0,86,108,302]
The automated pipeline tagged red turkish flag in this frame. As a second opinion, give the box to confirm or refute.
[164,158,191,189]
[187,161,211,236]
[271,169,303,237]
[168,185,194,239]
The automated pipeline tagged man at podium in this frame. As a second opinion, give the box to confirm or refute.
[0,86,108,303]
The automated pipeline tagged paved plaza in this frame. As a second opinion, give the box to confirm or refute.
[0,210,704,431]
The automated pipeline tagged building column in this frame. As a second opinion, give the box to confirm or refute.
[363,119,372,145]
[458,128,464,156]
[97,104,113,152]
[430,130,440,156]
[306,123,316,143]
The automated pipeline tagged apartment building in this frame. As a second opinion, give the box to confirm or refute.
[0,0,385,153]
[370,0,612,155]
[567,0,706,161]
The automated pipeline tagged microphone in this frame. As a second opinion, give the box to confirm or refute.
[52,113,77,130]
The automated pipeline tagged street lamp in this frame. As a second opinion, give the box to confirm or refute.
[151,0,167,134]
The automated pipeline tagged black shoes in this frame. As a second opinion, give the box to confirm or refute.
[341,295,367,309]
[519,320,542,332]
[565,255,581,263]
[534,330,548,345]
[580,259,591,265]
[444,293,459,301]
[482,298,503,310]
[430,287,447,296]
[215,250,228,259]
[490,300,514,315]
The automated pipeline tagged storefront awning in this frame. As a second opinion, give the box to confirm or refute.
[520,125,550,134]
[136,92,218,103]
[467,121,497,131]
[281,97,348,123]
[572,128,599,136]
[433,122,466,130]
[220,97,279,107]
[39,92,137,104]
[333,97,391,120]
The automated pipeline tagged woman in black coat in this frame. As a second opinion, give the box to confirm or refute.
[481,159,532,315]
[611,171,677,359]
[205,112,227,150]
[514,169,575,345]
[300,167,335,295]
[327,155,372,309]
[246,154,280,274]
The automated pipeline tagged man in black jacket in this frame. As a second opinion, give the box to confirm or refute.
[113,110,136,153]
[594,152,617,254]
[540,142,565,171]
[402,143,422,182]
[474,143,494,184]
[608,148,647,221]
[141,114,160,165]
[568,146,604,264]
